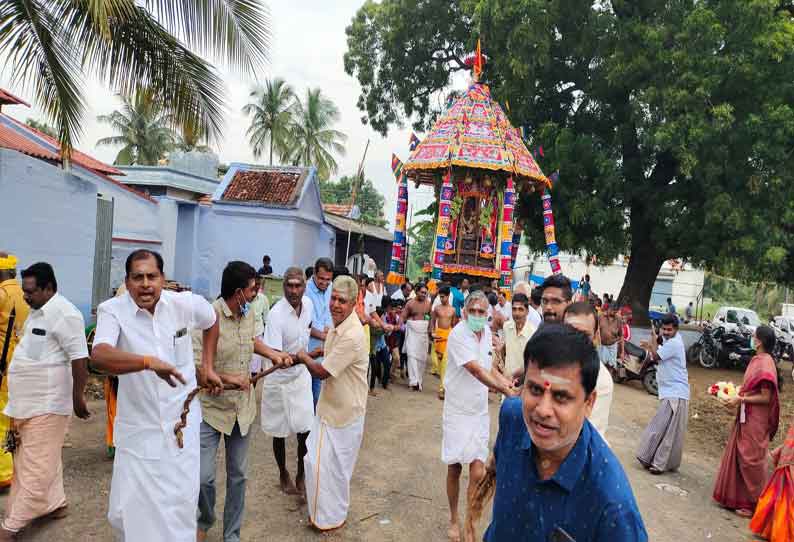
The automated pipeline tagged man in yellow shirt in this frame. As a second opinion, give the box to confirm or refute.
[0,253,30,489]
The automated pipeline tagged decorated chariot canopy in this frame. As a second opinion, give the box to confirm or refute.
[402,81,548,191]
[386,44,562,292]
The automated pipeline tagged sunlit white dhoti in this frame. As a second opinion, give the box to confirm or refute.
[260,365,314,438]
[108,400,200,541]
[304,415,365,530]
[405,320,429,389]
[441,408,489,465]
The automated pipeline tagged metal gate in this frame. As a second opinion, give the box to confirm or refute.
[91,196,114,317]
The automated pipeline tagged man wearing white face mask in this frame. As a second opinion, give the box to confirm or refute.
[441,291,519,542]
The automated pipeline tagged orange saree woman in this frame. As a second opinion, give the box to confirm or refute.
[750,421,794,541]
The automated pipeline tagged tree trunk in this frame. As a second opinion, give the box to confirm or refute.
[618,231,666,327]
[269,139,273,166]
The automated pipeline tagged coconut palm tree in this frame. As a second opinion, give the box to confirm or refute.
[96,89,175,165]
[174,121,213,154]
[1,1,269,155]
[288,88,347,180]
[242,78,296,165]
[25,118,57,138]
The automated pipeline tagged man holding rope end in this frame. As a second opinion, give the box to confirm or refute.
[90,250,288,541]
[193,261,294,542]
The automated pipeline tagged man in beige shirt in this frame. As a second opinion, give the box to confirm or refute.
[193,261,291,542]
[501,293,536,380]
[296,275,368,531]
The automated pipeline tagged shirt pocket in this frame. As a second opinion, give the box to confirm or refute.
[20,330,47,361]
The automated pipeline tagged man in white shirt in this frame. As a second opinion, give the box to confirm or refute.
[513,281,542,328]
[261,267,317,496]
[90,250,227,542]
[500,293,536,381]
[390,281,412,302]
[496,291,512,321]
[0,263,90,539]
[442,291,518,542]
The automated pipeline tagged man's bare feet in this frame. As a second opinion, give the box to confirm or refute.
[196,528,208,542]
[295,475,305,495]
[447,522,461,542]
[280,473,299,495]
[464,522,476,542]
[368,389,378,397]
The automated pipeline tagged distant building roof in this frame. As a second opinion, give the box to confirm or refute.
[324,212,393,242]
[114,165,219,196]
[0,122,59,161]
[219,166,309,207]
[323,203,353,217]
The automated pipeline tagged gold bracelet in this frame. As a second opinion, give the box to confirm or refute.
[142,356,153,371]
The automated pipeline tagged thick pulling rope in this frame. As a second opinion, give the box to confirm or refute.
[174,364,281,448]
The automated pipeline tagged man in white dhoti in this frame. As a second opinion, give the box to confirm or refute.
[261,267,318,495]
[442,291,518,542]
[296,275,368,531]
[401,282,431,391]
[91,250,225,542]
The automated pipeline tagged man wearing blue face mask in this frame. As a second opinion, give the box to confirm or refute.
[441,291,519,542]
[193,261,293,542]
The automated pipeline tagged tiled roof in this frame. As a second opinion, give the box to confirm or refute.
[0,113,156,204]
[4,115,123,176]
[0,123,59,161]
[221,169,306,206]
[0,89,29,107]
[323,203,353,217]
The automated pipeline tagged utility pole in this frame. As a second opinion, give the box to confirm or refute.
[345,140,370,264]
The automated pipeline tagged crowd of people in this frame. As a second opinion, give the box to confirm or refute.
[0,249,791,541]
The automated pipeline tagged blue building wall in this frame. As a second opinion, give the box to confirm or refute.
[0,149,97,320]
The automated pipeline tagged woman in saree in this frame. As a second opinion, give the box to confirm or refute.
[750,420,794,541]
[713,324,780,517]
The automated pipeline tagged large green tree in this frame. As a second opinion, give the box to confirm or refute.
[345,0,794,322]
[319,175,388,227]
[2,0,269,154]
[243,77,296,165]
[96,89,175,165]
[288,88,347,180]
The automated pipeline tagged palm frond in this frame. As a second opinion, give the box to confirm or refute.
[145,0,270,75]
[0,0,84,154]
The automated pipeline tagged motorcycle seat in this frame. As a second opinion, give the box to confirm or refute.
[624,341,646,359]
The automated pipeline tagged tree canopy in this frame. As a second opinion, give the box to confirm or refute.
[243,78,296,165]
[96,89,175,165]
[345,0,794,320]
[319,175,388,227]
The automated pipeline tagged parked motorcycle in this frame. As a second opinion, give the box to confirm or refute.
[608,341,659,396]
[695,322,754,370]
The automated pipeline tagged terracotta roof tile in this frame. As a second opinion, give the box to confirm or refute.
[0,114,156,205]
[323,203,353,216]
[221,169,305,206]
[4,115,123,176]
[0,123,59,161]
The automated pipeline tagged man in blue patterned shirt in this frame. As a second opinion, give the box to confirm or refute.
[484,324,647,542]
[306,257,334,408]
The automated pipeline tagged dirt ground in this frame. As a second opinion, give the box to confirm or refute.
[3,362,790,541]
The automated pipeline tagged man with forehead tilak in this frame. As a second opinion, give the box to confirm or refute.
[484,324,647,541]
